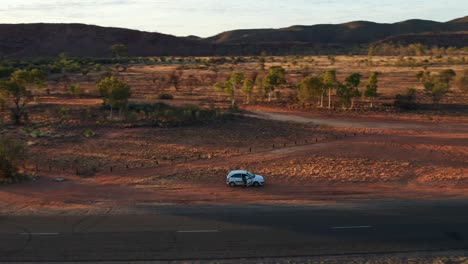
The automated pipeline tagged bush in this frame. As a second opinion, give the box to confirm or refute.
[69,84,81,98]
[0,137,25,179]
[22,126,47,138]
[83,129,96,138]
[0,65,14,78]
[158,93,174,100]
[394,88,418,110]
[127,102,231,126]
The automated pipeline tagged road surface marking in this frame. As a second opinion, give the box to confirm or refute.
[331,226,373,229]
[19,233,60,235]
[176,230,220,233]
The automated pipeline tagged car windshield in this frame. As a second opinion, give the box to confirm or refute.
[247,172,254,177]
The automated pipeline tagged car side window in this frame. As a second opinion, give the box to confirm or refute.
[231,174,241,179]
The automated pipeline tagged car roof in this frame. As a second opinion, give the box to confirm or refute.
[228,170,248,175]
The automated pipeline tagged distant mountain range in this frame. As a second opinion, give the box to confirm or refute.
[1,16,467,58]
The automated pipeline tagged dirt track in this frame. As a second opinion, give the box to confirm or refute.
[247,110,425,130]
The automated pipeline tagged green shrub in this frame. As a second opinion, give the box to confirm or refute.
[158,93,174,100]
[83,129,96,138]
[69,84,81,98]
[0,137,25,179]
[22,127,47,138]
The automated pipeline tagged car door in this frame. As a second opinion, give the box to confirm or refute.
[233,174,243,185]
[242,174,254,186]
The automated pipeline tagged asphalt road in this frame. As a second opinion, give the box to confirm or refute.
[1,201,468,262]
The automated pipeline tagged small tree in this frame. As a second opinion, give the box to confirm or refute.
[214,71,245,107]
[345,73,362,109]
[418,70,454,108]
[336,83,352,109]
[242,78,254,104]
[298,76,323,106]
[364,72,379,107]
[422,75,451,108]
[337,73,361,109]
[322,69,337,109]
[264,66,286,102]
[97,77,131,118]
[0,136,26,179]
[0,69,47,124]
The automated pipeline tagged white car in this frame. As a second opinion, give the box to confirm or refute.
[226,170,265,187]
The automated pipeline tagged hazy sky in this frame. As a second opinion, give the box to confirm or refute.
[0,0,467,37]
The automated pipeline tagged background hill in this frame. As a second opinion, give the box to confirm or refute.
[0,16,467,58]
[206,19,468,45]
[0,23,211,58]
[449,16,468,23]
[375,31,468,47]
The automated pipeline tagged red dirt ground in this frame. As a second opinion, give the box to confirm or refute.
[1,106,467,215]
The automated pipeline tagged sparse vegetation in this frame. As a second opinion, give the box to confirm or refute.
[0,52,466,215]
[127,102,232,126]
[0,136,25,180]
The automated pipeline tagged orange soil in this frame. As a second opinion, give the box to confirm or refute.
[1,107,467,215]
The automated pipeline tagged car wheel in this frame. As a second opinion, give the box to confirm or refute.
[253,182,260,187]
[229,182,236,187]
